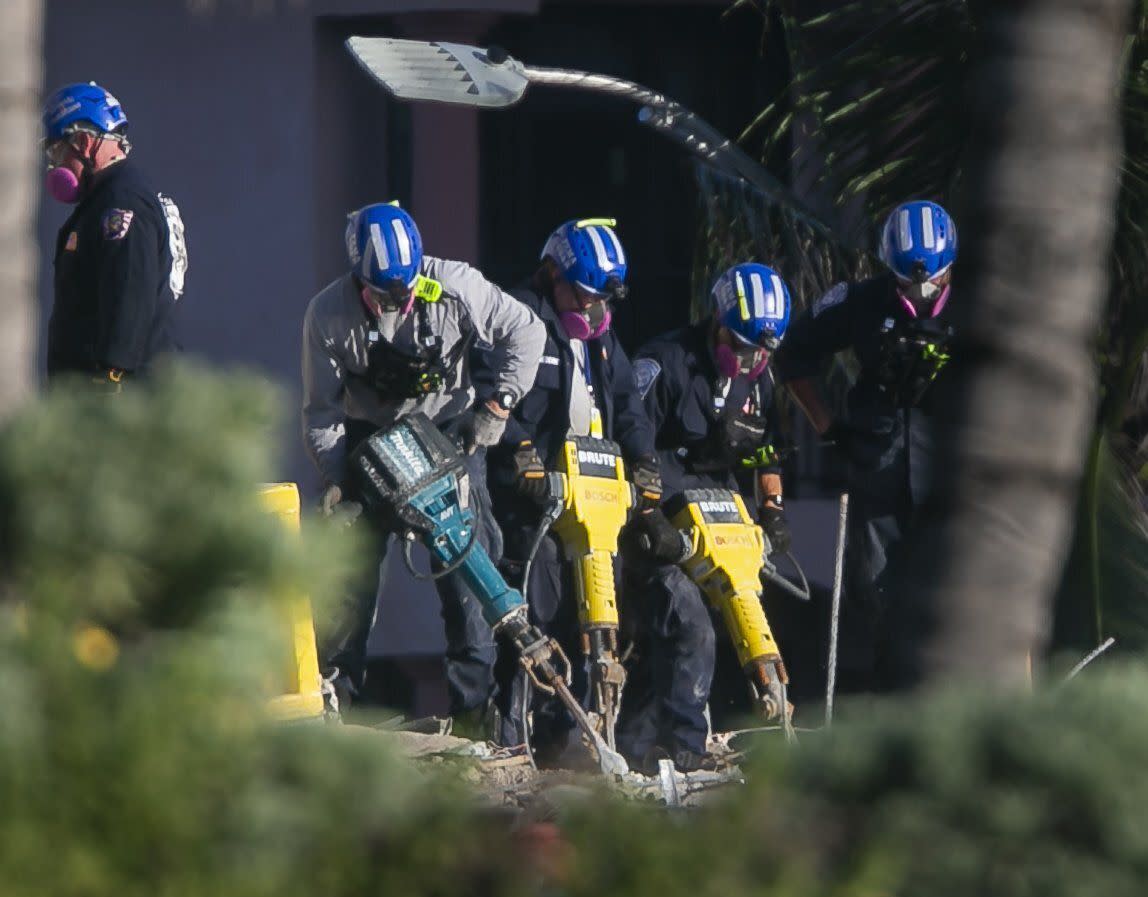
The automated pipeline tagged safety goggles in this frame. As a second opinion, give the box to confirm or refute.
[42,127,129,167]
[731,329,780,354]
[363,279,415,312]
[574,275,628,305]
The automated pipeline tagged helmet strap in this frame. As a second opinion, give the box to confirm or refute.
[65,131,105,195]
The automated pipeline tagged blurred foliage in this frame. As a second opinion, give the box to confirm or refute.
[555,665,1148,897]
[0,366,520,897]
[3,364,1148,896]
[691,164,871,326]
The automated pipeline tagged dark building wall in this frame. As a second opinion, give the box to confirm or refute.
[41,1,319,484]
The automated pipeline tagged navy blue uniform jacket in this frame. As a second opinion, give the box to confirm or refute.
[50,159,186,377]
[486,284,654,466]
[634,321,781,500]
[478,283,656,560]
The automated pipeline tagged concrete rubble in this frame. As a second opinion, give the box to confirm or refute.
[351,716,773,810]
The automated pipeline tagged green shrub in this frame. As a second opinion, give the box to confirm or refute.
[0,366,522,897]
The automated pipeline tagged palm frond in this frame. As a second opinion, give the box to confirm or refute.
[691,164,870,322]
[771,0,971,240]
[1054,432,1148,653]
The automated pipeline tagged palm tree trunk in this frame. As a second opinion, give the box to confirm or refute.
[0,0,42,421]
[890,0,1132,688]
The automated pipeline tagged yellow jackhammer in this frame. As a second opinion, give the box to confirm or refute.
[665,487,804,726]
[533,437,636,750]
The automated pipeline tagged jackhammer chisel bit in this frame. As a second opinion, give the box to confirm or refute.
[498,610,628,775]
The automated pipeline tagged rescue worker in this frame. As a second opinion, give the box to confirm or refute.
[44,82,188,389]
[481,218,662,758]
[774,200,957,692]
[302,202,545,719]
[619,262,793,773]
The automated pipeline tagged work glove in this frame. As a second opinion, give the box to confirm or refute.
[622,508,690,565]
[319,484,362,524]
[456,401,509,455]
[759,504,791,555]
[630,454,663,510]
[512,440,550,502]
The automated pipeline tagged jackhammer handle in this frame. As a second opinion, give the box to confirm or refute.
[543,471,566,506]
[633,521,692,564]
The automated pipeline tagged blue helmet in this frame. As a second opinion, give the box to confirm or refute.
[711,263,791,349]
[42,82,128,142]
[345,203,423,289]
[879,200,958,281]
[541,218,628,298]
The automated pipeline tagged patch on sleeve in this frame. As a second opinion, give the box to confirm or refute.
[812,282,848,317]
[101,208,135,241]
[633,358,662,399]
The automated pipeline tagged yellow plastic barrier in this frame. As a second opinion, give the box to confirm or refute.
[259,483,325,721]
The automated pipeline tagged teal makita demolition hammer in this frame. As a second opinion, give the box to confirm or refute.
[348,412,628,775]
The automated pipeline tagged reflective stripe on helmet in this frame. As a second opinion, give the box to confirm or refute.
[920,204,936,249]
[897,209,913,252]
[602,225,625,266]
[769,274,785,318]
[584,226,613,273]
[368,222,388,278]
[750,271,766,318]
[391,217,412,266]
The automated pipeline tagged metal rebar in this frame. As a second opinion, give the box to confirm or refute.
[826,493,849,726]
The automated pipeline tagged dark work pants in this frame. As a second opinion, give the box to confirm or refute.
[492,532,593,751]
[320,449,501,715]
[839,411,934,692]
[615,564,716,762]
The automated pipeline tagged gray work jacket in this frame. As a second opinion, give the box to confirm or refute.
[301,256,545,485]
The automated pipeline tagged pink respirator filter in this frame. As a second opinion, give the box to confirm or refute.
[560,308,612,340]
[46,167,82,204]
